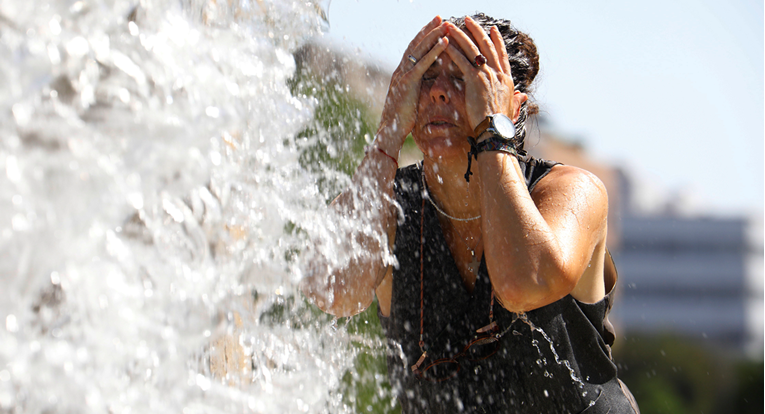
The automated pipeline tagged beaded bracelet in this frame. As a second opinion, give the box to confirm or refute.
[464,136,525,183]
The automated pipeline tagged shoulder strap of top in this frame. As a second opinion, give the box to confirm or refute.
[394,163,420,185]
[393,163,423,213]
[602,249,619,347]
[520,156,561,193]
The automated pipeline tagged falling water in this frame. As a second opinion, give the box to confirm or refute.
[0,1,385,413]
[515,313,588,396]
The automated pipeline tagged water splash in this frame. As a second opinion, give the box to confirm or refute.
[514,312,587,392]
[0,0,381,413]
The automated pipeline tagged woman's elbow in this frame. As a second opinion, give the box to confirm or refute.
[492,265,578,313]
[300,277,373,317]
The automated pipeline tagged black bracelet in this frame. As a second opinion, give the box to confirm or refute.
[464,136,525,183]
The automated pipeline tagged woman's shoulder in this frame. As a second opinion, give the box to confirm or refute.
[534,163,608,200]
[530,161,609,229]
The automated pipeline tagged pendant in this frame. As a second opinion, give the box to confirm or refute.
[476,321,498,333]
[411,351,428,371]
[468,250,480,274]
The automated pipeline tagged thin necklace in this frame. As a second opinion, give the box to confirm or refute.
[420,166,481,222]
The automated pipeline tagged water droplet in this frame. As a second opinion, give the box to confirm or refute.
[5,315,18,333]
[205,106,220,118]
[128,21,139,36]
[196,374,211,391]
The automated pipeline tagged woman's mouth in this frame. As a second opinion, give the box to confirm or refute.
[427,120,454,129]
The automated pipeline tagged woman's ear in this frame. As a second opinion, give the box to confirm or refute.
[511,92,528,123]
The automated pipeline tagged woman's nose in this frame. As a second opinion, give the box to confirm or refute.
[429,74,451,104]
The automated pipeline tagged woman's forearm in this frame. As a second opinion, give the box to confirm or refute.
[300,133,401,317]
[477,152,608,312]
[301,16,449,316]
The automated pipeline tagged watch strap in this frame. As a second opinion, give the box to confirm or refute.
[472,116,493,138]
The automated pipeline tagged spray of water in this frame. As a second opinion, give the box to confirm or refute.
[516,313,587,396]
[0,0,387,412]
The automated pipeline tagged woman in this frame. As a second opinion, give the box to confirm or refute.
[302,13,639,414]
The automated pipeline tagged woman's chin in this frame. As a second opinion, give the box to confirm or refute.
[419,136,468,160]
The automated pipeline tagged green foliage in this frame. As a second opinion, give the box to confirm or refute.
[401,133,420,157]
[288,63,376,199]
[339,301,401,414]
[717,359,764,414]
[614,334,763,414]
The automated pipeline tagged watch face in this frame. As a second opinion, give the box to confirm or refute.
[492,114,516,139]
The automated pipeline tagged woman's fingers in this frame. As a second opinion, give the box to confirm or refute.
[409,36,449,77]
[414,15,442,45]
[444,40,515,129]
[380,23,448,141]
[443,42,491,130]
[401,16,442,65]
[443,42,474,74]
[490,26,512,75]
[463,16,502,71]
[405,24,449,68]
[442,22,482,66]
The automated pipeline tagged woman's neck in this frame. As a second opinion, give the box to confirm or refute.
[422,155,482,220]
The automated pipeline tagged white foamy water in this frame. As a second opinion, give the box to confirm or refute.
[0,1,378,412]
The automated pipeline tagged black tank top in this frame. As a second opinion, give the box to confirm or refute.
[379,158,637,414]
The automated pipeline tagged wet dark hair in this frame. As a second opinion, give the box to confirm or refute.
[448,13,540,151]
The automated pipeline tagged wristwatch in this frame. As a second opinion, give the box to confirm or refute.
[473,113,516,142]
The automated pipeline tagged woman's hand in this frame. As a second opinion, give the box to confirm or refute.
[376,16,450,153]
[444,17,526,131]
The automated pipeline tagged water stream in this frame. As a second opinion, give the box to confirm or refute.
[0,1,381,413]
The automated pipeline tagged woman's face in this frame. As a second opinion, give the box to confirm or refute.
[412,53,474,159]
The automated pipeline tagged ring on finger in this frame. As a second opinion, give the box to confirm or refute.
[408,55,418,65]
[473,54,487,67]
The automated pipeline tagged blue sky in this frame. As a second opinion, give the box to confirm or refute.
[321,0,763,217]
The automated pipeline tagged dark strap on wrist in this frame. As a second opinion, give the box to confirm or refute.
[464,136,525,183]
